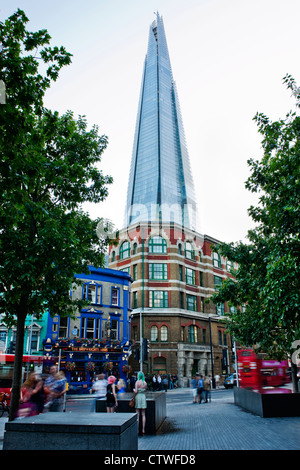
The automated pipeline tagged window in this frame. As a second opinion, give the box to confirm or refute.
[226,259,233,271]
[81,316,100,339]
[185,242,195,260]
[185,267,196,285]
[186,294,197,311]
[110,319,118,340]
[216,303,225,315]
[133,264,137,281]
[149,291,168,308]
[149,263,168,280]
[178,243,182,255]
[132,291,138,308]
[161,325,168,342]
[111,251,115,262]
[83,283,102,304]
[188,325,198,343]
[133,243,138,255]
[120,241,130,259]
[214,276,223,291]
[59,316,68,337]
[179,265,183,281]
[149,236,167,253]
[111,288,119,306]
[213,252,222,268]
[151,325,158,342]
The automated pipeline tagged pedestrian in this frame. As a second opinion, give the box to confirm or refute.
[191,375,198,403]
[44,365,67,412]
[203,376,211,403]
[17,372,44,418]
[106,375,118,412]
[134,371,147,435]
[91,373,108,411]
[152,374,157,391]
[162,375,168,391]
[215,374,220,389]
[197,374,204,403]
[157,374,161,391]
[117,378,126,394]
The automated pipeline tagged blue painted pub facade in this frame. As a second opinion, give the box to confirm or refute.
[44,266,132,393]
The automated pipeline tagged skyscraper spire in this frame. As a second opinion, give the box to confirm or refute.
[125,14,198,230]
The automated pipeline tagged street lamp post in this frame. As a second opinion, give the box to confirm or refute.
[209,315,215,388]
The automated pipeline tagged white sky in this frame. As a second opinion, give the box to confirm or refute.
[1,0,299,243]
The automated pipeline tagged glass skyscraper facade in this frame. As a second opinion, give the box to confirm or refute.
[125,13,198,230]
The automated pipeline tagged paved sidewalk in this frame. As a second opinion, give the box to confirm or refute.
[1,388,299,450]
[138,388,300,450]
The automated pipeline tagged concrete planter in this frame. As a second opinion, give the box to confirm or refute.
[96,392,166,434]
[234,387,300,417]
[3,412,137,450]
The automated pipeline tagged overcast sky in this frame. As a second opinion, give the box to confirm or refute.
[1,0,299,243]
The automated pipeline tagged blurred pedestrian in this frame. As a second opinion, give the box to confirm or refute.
[203,376,211,403]
[106,375,118,412]
[215,374,220,389]
[44,365,66,412]
[134,371,147,435]
[91,373,108,411]
[117,378,126,394]
[191,375,198,403]
[197,375,204,403]
[17,372,44,418]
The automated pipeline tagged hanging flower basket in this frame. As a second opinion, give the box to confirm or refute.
[86,362,95,372]
[122,364,130,374]
[66,362,76,371]
[103,362,113,372]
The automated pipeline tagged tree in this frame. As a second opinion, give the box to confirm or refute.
[210,75,300,392]
[0,10,113,419]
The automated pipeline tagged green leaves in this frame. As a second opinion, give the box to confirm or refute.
[210,76,300,376]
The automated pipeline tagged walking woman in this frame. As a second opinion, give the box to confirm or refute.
[106,376,118,412]
[134,371,147,435]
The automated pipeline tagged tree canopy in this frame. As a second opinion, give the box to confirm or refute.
[0,9,113,418]
[210,75,300,391]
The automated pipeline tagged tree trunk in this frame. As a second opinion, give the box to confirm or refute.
[9,313,26,421]
[291,361,299,393]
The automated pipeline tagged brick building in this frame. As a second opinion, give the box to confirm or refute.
[109,222,236,386]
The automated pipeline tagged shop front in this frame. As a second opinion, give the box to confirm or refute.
[43,338,131,394]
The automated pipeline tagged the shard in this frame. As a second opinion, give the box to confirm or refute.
[125,13,198,231]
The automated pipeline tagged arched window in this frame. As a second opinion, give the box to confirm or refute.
[151,325,158,342]
[160,325,168,342]
[185,241,195,260]
[119,241,130,259]
[149,236,167,254]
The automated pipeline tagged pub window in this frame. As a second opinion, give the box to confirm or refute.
[111,287,119,306]
[110,319,118,340]
[59,316,68,337]
[83,283,102,304]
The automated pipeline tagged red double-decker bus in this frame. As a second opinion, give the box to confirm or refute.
[237,349,290,392]
[0,354,43,404]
